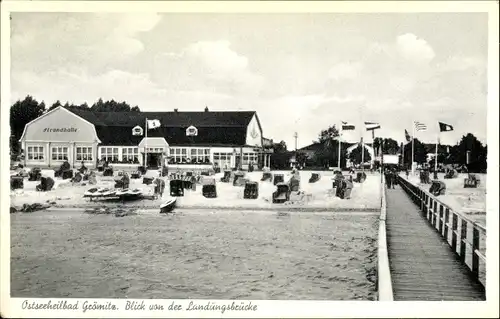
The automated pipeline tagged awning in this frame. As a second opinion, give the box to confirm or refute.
[138,137,169,149]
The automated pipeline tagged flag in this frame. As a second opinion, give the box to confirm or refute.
[147,119,161,129]
[414,121,427,131]
[341,121,355,131]
[365,122,380,131]
[439,122,454,132]
[405,129,412,142]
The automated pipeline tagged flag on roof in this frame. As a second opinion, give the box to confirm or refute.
[147,119,161,129]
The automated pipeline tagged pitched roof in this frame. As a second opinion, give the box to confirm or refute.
[67,107,256,127]
[65,107,258,147]
[298,142,323,152]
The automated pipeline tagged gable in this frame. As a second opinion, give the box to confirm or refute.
[245,114,263,147]
[20,107,100,143]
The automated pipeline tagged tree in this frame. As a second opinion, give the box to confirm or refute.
[373,137,399,156]
[383,138,400,155]
[313,125,341,167]
[453,133,487,172]
[295,152,308,167]
[272,140,288,153]
[401,138,427,165]
[10,95,46,155]
[349,145,372,165]
[90,98,140,112]
[47,100,63,112]
[318,125,340,143]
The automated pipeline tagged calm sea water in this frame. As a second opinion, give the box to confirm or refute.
[11,209,378,300]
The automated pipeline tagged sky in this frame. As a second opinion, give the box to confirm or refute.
[10,12,489,149]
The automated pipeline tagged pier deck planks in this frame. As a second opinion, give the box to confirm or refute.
[385,186,485,301]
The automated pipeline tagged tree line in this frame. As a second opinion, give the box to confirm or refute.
[9,95,141,156]
[272,124,487,173]
[9,95,488,173]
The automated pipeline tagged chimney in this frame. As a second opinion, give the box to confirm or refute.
[204,106,209,112]
[174,108,178,112]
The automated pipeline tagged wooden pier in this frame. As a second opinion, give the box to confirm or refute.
[384,177,486,301]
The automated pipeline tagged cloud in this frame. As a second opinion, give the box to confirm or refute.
[10,68,236,112]
[78,13,163,60]
[328,62,363,80]
[159,40,265,95]
[396,33,436,64]
[10,14,487,149]
[11,13,163,73]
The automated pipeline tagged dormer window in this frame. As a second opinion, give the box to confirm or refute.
[132,125,143,136]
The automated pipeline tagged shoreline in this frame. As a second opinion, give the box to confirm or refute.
[43,204,381,213]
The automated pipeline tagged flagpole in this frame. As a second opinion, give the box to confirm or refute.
[412,121,415,176]
[145,117,148,168]
[434,130,439,178]
[372,129,377,171]
[361,135,365,173]
[359,107,364,174]
[402,141,405,168]
[338,123,342,170]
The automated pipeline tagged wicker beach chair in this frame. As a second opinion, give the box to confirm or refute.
[244,181,259,199]
[429,180,446,196]
[202,184,217,198]
[169,179,184,197]
[273,174,284,185]
[272,183,290,203]
[36,176,55,192]
[10,176,24,190]
[308,173,321,183]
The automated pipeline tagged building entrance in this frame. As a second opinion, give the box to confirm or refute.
[145,153,162,169]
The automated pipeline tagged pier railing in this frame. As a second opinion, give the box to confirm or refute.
[396,175,486,288]
[377,174,393,301]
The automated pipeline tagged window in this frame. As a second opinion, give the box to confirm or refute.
[190,148,210,164]
[243,152,257,165]
[147,147,164,153]
[51,146,69,161]
[132,126,143,136]
[27,146,44,161]
[76,147,93,161]
[101,147,119,163]
[168,147,207,164]
[123,147,139,163]
[213,152,232,168]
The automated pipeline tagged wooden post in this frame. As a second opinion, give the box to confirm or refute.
[444,208,450,242]
[428,198,433,221]
[460,219,467,263]
[433,201,438,228]
[439,205,444,235]
[472,226,480,279]
[451,213,458,254]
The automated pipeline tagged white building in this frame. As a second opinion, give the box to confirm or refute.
[19,106,273,170]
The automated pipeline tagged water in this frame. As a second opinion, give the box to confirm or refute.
[11,209,378,300]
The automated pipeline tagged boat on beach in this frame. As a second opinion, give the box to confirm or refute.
[160,197,177,213]
[83,187,117,198]
[115,188,144,200]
